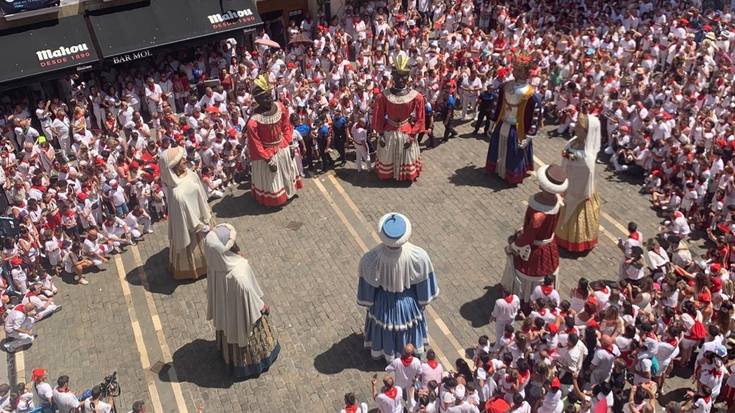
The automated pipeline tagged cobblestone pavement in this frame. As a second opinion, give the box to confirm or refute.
[4,118,689,412]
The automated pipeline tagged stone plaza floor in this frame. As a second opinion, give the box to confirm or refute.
[2,120,691,412]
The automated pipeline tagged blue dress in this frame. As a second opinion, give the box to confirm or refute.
[356,245,439,361]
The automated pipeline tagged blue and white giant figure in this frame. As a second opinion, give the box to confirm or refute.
[357,213,440,362]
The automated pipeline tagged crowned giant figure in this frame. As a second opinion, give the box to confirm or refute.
[486,52,543,184]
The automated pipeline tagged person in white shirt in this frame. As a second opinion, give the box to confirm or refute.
[340,392,369,413]
[529,276,561,307]
[144,77,163,117]
[31,368,53,411]
[82,385,113,413]
[125,207,153,239]
[3,303,35,352]
[590,335,618,386]
[372,375,403,413]
[22,283,61,321]
[420,349,444,388]
[101,215,135,248]
[351,120,370,172]
[386,344,421,402]
[82,229,114,267]
[557,333,587,379]
[52,376,80,413]
[537,377,563,413]
[491,288,520,344]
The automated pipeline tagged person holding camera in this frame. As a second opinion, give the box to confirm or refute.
[82,385,113,413]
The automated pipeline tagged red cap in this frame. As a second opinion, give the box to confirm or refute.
[547,323,559,334]
[77,192,88,201]
[228,128,238,138]
[711,277,723,292]
[710,263,722,273]
[551,377,561,388]
[10,256,23,266]
[32,368,46,382]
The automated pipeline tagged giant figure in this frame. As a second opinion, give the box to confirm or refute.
[159,146,213,280]
[357,213,439,361]
[246,74,302,206]
[486,53,542,184]
[372,53,425,182]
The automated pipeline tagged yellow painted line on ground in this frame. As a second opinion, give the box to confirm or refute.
[533,155,630,238]
[15,349,24,384]
[131,245,190,413]
[324,173,472,365]
[113,255,164,413]
[313,176,456,369]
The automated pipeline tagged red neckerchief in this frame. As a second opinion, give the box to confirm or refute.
[344,404,358,413]
[602,345,614,355]
[629,231,640,241]
[400,355,413,367]
[504,331,514,339]
[56,387,69,393]
[538,308,547,316]
[566,327,577,335]
[384,387,398,400]
[541,285,554,296]
[665,337,678,347]
[427,360,438,369]
[13,305,25,312]
[504,294,514,303]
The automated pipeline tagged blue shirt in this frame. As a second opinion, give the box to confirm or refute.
[447,95,457,109]
[318,124,330,139]
[295,124,311,137]
[333,116,347,130]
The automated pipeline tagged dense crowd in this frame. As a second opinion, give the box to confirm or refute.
[0,0,734,411]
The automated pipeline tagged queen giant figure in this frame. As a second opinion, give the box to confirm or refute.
[485,52,542,184]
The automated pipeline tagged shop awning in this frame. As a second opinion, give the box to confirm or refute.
[89,0,262,62]
[0,14,98,84]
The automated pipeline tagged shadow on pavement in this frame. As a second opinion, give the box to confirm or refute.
[448,165,516,192]
[313,333,386,374]
[126,247,197,295]
[334,168,414,189]
[211,191,284,218]
[459,284,503,328]
[159,339,236,388]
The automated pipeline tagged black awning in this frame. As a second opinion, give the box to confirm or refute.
[89,0,262,62]
[0,14,98,84]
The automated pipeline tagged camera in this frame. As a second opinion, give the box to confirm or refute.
[99,371,121,399]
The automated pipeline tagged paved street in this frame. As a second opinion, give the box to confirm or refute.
[3,119,682,412]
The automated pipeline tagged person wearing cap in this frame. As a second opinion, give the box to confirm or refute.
[31,368,53,411]
[159,145,214,280]
[485,52,542,184]
[203,224,279,378]
[501,165,568,303]
[372,53,425,182]
[3,303,35,352]
[246,74,302,206]
[537,376,563,413]
[357,213,438,361]
[555,110,602,253]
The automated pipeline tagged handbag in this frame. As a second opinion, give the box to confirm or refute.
[326,148,340,162]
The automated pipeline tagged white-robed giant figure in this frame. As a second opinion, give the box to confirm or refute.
[159,146,213,280]
[204,224,279,378]
[357,213,439,361]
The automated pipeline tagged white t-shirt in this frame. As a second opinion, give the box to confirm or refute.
[83,398,113,413]
[33,381,53,406]
[52,388,80,413]
[386,357,421,390]
[375,386,403,413]
[492,296,520,321]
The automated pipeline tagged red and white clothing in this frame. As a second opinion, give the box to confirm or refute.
[502,195,561,300]
[375,386,403,413]
[530,284,561,307]
[386,355,421,396]
[246,103,302,206]
[372,89,425,181]
[420,359,444,387]
[492,294,520,341]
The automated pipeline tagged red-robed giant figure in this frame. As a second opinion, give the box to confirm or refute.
[372,53,425,182]
[501,164,568,302]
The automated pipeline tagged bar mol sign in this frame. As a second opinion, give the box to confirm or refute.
[112,49,153,65]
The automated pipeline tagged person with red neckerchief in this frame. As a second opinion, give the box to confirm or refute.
[386,344,421,403]
[339,392,368,413]
[372,374,403,413]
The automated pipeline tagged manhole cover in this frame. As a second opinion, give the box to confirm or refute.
[285,221,303,231]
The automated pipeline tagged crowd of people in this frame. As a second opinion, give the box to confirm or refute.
[0,0,734,411]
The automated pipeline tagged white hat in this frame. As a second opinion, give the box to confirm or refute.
[454,384,466,400]
[442,392,456,404]
[537,165,568,194]
[378,213,412,248]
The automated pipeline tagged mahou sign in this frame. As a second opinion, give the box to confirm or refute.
[35,43,92,67]
[207,8,256,30]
